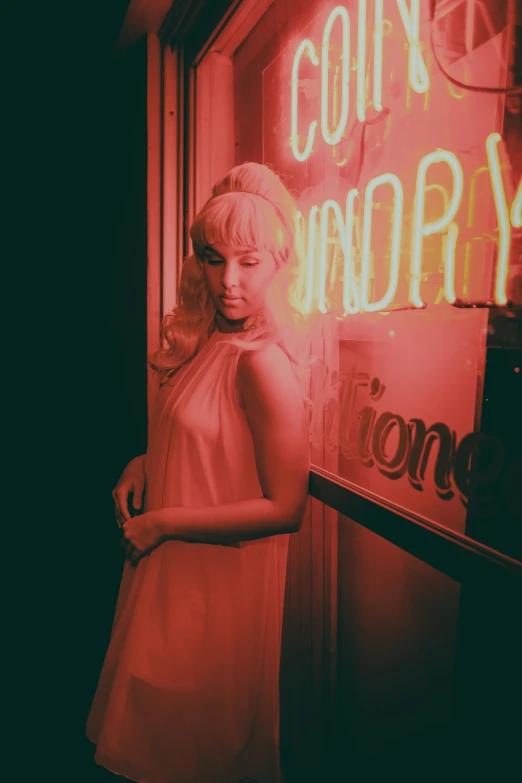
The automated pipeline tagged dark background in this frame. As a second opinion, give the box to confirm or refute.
[8,3,521,781]
[10,3,149,780]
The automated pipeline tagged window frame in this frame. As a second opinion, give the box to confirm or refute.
[148,1,522,578]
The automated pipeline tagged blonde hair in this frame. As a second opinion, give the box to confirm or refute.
[148,162,322,409]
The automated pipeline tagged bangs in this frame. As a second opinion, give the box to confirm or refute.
[190,192,288,257]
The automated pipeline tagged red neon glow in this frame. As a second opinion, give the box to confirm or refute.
[410,150,463,308]
[291,39,319,161]
[296,206,319,312]
[290,0,430,159]
[357,0,367,122]
[287,6,513,314]
[462,165,491,298]
[296,136,513,316]
[321,7,350,145]
[372,0,384,114]
[486,132,510,306]
[443,225,459,304]
[512,178,522,229]
[319,200,345,312]
[425,182,457,304]
[361,173,403,312]
[465,0,475,55]
[396,0,429,94]
[343,189,360,315]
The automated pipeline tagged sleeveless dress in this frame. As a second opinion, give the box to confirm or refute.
[86,329,289,783]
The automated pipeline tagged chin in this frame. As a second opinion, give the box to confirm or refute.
[217,305,249,321]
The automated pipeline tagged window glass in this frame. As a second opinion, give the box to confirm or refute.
[233,0,521,561]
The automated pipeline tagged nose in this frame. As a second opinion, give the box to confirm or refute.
[220,261,240,291]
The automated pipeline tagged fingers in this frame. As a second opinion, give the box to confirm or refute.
[114,503,122,529]
[120,535,139,566]
[132,483,145,512]
[119,489,132,522]
[112,487,132,527]
[112,482,146,527]
[112,488,123,525]
[112,459,147,528]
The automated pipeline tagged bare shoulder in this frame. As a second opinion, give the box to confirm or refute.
[237,343,303,411]
[237,343,310,529]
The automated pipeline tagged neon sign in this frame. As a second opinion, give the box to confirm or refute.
[296,132,518,314]
[511,179,522,228]
[290,1,429,159]
[361,173,403,311]
[290,4,521,315]
[486,132,511,306]
[410,150,463,308]
[291,39,319,160]
[321,6,350,145]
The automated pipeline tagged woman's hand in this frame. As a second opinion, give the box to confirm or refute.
[121,511,164,565]
[112,454,146,528]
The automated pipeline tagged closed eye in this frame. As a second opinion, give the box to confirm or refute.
[205,257,258,268]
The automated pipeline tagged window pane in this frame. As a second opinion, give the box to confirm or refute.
[232,0,522,561]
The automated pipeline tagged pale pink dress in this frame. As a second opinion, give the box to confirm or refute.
[87,329,289,783]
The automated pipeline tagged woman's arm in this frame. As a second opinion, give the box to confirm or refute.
[113,453,147,527]
[154,498,296,545]
[152,345,310,545]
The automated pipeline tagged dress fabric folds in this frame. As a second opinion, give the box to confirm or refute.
[87,330,289,783]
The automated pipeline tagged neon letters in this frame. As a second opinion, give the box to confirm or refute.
[296,133,517,314]
[410,151,463,308]
[291,40,319,160]
[290,4,520,314]
[290,1,428,159]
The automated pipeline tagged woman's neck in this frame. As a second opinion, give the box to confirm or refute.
[215,309,267,334]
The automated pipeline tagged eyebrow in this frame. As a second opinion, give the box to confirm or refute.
[203,245,263,260]
[203,245,225,259]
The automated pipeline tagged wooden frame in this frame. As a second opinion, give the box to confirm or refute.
[162,44,183,323]
[193,52,235,213]
[310,466,521,582]
[146,34,162,439]
[146,34,186,434]
[194,0,275,63]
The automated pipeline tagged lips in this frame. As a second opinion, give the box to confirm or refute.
[220,295,242,302]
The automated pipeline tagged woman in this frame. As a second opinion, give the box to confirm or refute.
[86,162,317,783]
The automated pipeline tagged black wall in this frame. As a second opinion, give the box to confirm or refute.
[80,32,149,781]
[17,5,149,781]
[81,31,149,783]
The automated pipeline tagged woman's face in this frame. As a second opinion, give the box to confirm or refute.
[200,242,278,322]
